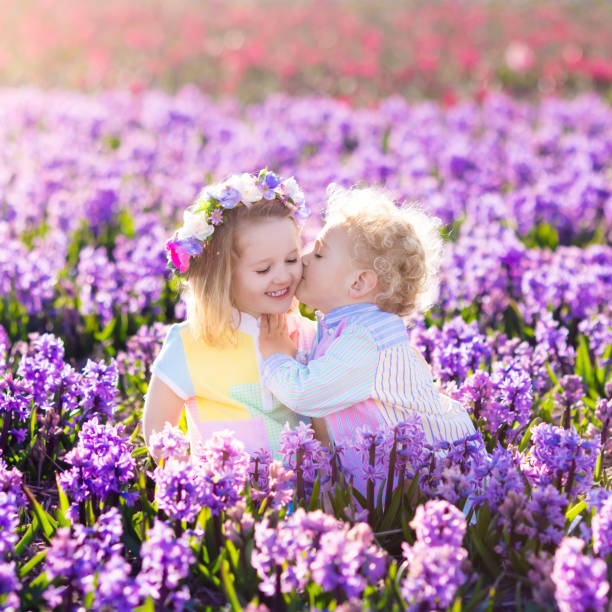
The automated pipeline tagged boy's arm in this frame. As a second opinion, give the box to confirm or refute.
[261,324,378,417]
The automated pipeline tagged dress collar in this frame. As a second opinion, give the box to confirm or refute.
[231,308,260,335]
[317,303,379,329]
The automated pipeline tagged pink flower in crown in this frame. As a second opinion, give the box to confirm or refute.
[166,239,191,274]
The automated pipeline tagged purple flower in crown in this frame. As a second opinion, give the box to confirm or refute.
[209,184,242,209]
[209,208,224,225]
[259,169,281,200]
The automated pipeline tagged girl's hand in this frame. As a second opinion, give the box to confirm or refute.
[260,314,297,359]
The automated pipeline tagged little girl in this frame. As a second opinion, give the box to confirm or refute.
[143,169,316,459]
[260,185,475,480]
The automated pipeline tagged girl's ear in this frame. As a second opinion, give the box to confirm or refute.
[348,269,378,299]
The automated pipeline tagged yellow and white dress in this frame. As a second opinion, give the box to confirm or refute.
[152,312,315,457]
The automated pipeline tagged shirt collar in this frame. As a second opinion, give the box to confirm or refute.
[317,303,379,329]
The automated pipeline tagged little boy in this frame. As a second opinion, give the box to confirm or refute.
[259,186,475,480]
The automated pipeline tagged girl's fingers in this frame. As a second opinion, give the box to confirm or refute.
[270,314,284,331]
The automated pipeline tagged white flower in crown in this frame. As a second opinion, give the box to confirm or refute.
[226,172,263,204]
[177,209,214,241]
[279,176,306,207]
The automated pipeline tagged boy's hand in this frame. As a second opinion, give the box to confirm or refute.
[260,314,297,359]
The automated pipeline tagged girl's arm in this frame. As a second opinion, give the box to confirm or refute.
[142,374,185,461]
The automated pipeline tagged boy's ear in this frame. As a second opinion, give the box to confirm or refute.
[348,269,378,299]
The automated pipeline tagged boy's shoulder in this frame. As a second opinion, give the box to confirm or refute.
[341,306,408,350]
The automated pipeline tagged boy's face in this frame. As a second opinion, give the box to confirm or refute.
[296,225,360,314]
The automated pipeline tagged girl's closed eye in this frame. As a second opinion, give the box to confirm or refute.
[256,266,271,274]
[286,257,298,264]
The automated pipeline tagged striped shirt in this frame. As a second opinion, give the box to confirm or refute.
[262,303,475,482]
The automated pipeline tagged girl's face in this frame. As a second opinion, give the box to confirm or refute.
[231,217,302,318]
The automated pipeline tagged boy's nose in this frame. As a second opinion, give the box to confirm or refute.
[302,251,312,266]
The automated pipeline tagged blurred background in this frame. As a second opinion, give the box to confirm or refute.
[2,0,612,105]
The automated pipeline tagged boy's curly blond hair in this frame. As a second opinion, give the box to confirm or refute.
[324,185,443,316]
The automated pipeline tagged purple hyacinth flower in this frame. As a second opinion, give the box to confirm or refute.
[410,500,467,548]
[138,518,194,610]
[526,423,599,495]
[593,495,612,557]
[401,540,468,609]
[552,537,609,612]
[149,422,190,463]
[0,561,20,610]
[152,457,208,524]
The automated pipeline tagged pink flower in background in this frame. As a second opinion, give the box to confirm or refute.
[505,41,535,72]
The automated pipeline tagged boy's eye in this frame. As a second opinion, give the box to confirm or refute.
[256,266,271,274]
[314,253,323,259]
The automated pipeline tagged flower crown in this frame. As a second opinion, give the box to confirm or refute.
[166,169,309,275]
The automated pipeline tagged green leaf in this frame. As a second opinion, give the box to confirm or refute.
[576,335,595,389]
[352,486,367,509]
[56,483,71,528]
[220,555,242,612]
[225,539,241,573]
[15,515,39,556]
[469,527,500,576]
[94,317,116,342]
[308,474,321,511]
[545,362,559,387]
[19,550,47,578]
[30,403,38,441]
[378,484,403,532]
[23,485,57,542]
[134,596,156,612]
[27,570,51,591]
[518,417,541,453]
[566,500,587,522]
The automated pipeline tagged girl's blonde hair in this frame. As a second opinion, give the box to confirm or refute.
[324,185,443,316]
[184,199,295,346]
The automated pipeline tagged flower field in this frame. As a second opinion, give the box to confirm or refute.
[2,0,612,104]
[1,84,611,610]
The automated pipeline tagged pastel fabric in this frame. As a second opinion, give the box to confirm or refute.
[262,303,476,479]
[152,312,315,458]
